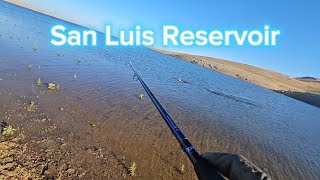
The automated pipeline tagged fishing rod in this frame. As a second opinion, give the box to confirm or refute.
[130,61,250,180]
[129,62,271,180]
[130,61,200,164]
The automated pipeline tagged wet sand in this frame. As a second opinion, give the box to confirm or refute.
[1,1,320,179]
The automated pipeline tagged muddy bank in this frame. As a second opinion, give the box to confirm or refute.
[0,90,129,179]
[0,134,43,179]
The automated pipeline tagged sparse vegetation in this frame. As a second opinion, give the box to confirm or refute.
[89,122,96,128]
[37,78,42,87]
[128,162,137,176]
[48,83,56,90]
[93,148,103,158]
[179,164,185,174]
[139,94,144,100]
[2,125,16,136]
[27,101,36,112]
[47,83,60,91]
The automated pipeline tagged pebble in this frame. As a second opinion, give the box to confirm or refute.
[59,163,68,171]
[45,140,60,150]
[60,143,67,152]
[67,168,76,174]
[1,163,14,170]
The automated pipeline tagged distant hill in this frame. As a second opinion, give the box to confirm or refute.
[295,77,320,83]
[296,77,318,80]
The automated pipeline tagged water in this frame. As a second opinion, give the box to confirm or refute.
[1,1,320,179]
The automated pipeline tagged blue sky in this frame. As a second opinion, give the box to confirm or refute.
[11,0,320,77]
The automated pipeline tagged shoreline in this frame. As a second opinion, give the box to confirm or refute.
[1,2,320,179]
[275,90,320,108]
[156,49,320,109]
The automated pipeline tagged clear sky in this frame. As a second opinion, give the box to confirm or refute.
[8,0,320,77]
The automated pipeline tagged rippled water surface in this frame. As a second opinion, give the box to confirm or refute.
[1,2,320,179]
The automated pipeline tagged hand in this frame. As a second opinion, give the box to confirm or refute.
[195,152,270,180]
[194,155,225,180]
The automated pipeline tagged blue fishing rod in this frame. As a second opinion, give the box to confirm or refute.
[130,61,223,180]
[130,61,199,163]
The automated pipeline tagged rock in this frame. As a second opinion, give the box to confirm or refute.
[122,173,127,178]
[60,143,67,152]
[1,163,15,170]
[59,163,68,171]
[48,162,58,175]
[45,140,60,150]
[79,172,86,178]
[86,148,94,154]
[67,168,76,174]
[43,170,50,176]
[45,151,53,157]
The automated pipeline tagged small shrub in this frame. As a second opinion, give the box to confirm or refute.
[37,78,42,87]
[92,148,103,158]
[48,83,56,90]
[27,101,36,112]
[179,164,185,174]
[2,125,16,136]
[139,94,144,100]
[129,162,137,176]
[89,122,96,128]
